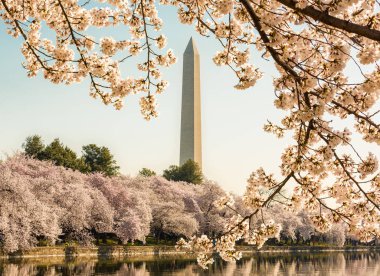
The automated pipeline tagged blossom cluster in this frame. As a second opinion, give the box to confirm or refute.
[1,0,175,119]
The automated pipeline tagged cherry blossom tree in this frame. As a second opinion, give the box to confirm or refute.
[1,0,379,260]
[195,181,234,237]
[147,177,199,239]
[87,174,152,243]
[2,155,117,246]
[0,156,61,253]
[258,204,308,242]
[2,0,380,254]
[323,224,346,247]
[2,1,379,263]
[252,204,347,245]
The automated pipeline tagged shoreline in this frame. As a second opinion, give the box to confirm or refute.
[1,245,380,260]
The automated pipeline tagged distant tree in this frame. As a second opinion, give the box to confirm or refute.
[22,135,45,159]
[148,178,200,240]
[196,181,230,237]
[163,159,203,184]
[151,201,199,239]
[163,165,180,181]
[323,224,346,247]
[179,160,203,184]
[82,144,119,176]
[88,174,152,243]
[22,136,121,175]
[139,168,156,177]
[42,139,87,172]
[0,155,114,252]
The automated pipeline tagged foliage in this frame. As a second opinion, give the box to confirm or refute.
[139,168,156,177]
[22,136,118,176]
[42,138,87,172]
[163,159,203,184]
[82,144,119,176]
[22,135,45,159]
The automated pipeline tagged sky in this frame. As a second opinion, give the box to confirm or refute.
[2,5,376,195]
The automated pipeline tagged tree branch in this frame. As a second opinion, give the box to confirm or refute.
[276,0,380,42]
[240,0,301,81]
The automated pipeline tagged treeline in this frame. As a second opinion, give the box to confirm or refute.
[0,155,224,253]
[23,135,119,176]
[0,155,367,254]
[23,135,203,183]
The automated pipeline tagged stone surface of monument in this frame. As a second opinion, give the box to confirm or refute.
[180,38,202,169]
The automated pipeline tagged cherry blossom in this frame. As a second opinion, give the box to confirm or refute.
[1,0,380,266]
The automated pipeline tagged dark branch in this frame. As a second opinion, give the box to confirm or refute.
[276,0,380,42]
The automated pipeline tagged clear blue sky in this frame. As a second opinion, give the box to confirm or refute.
[0,6,356,194]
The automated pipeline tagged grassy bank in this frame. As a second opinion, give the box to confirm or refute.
[1,245,380,259]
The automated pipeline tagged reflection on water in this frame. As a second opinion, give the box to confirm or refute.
[0,251,379,275]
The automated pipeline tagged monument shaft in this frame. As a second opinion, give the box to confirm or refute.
[180,38,202,169]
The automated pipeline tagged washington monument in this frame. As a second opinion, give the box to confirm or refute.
[180,38,202,169]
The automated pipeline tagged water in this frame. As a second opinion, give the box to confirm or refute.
[0,251,379,275]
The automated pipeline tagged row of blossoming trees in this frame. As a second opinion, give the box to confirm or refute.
[0,154,354,254]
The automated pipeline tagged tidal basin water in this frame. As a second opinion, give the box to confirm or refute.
[0,251,379,275]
